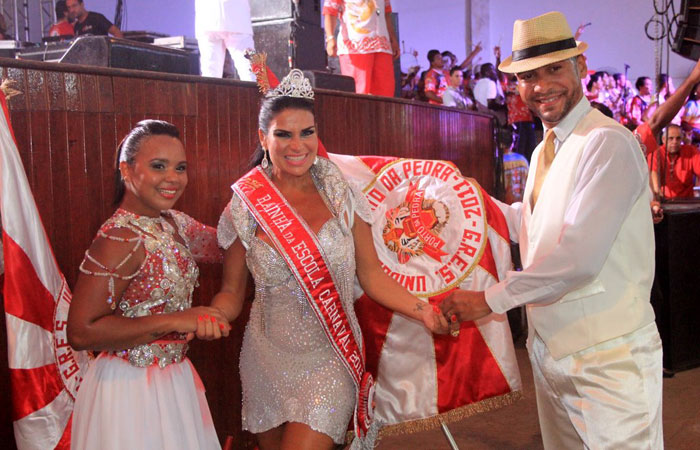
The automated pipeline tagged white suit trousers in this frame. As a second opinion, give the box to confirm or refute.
[197,31,255,80]
[529,322,663,449]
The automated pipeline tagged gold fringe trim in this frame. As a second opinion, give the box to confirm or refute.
[346,390,523,443]
[380,390,523,437]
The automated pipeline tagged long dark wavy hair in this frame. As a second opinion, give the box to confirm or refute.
[113,119,181,205]
[249,96,315,170]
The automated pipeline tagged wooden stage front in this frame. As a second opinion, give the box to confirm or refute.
[0,58,495,447]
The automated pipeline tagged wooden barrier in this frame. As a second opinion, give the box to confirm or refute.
[0,58,495,447]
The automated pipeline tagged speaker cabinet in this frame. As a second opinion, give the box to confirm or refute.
[57,36,197,75]
[303,70,355,92]
[251,0,321,26]
[252,19,325,79]
[652,203,700,372]
[673,0,700,60]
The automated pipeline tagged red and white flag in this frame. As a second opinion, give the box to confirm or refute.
[329,153,522,435]
[0,92,89,449]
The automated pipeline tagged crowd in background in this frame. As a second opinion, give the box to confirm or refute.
[399,39,700,200]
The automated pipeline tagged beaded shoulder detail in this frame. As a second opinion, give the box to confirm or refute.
[346,179,374,225]
[99,209,176,240]
[81,209,199,314]
[79,210,150,310]
[310,157,349,217]
[218,194,253,250]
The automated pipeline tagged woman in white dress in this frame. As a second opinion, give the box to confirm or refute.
[68,120,227,449]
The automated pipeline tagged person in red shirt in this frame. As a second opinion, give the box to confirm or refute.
[323,0,399,97]
[505,75,536,161]
[627,76,652,128]
[629,59,700,220]
[48,1,74,38]
[423,49,449,104]
[650,124,700,199]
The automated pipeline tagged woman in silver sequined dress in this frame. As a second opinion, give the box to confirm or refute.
[67,120,227,449]
[212,71,452,449]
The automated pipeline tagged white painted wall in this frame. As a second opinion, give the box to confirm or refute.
[80,0,195,36]
[470,0,491,68]
[391,0,468,72]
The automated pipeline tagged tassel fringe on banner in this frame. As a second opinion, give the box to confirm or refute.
[346,390,522,445]
[380,391,522,437]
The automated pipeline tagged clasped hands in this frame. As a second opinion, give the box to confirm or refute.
[420,289,492,336]
[439,289,492,325]
[183,306,231,342]
[186,290,493,341]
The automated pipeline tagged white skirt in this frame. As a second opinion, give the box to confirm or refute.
[71,353,221,450]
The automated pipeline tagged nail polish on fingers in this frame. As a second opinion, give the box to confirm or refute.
[432,305,440,313]
[451,314,458,323]
[198,316,203,321]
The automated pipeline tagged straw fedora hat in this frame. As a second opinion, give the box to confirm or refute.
[499,11,588,74]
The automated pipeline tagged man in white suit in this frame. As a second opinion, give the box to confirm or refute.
[441,11,663,449]
[195,0,256,80]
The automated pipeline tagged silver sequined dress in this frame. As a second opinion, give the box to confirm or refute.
[218,158,372,444]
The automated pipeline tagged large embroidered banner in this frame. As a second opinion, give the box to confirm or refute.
[329,153,522,435]
[0,91,90,449]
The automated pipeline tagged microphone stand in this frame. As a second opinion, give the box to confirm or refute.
[289,0,300,69]
[622,63,630,122]
[114,0,124,30]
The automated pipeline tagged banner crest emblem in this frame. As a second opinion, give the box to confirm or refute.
[364,159,488,297]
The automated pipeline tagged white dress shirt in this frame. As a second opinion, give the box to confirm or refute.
[473,77,504,108]
[485,97,649,312]
[442,86,472,109]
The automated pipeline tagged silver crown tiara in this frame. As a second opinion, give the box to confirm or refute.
[266,69,315,100]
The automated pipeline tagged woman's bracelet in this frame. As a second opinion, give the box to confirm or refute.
[325,35,336,43]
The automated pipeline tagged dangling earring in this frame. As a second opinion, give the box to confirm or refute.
[261,148,270,169]
[313,155,319,166]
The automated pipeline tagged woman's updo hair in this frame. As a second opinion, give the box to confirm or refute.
[249,95,315,169]
[114,119,180,205]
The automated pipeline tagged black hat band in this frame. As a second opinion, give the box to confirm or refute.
[511,38,577,62]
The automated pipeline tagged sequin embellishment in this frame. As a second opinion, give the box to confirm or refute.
[79,209,204,369]
[220,158,366,444]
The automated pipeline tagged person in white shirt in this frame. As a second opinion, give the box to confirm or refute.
[473,63,503,108]
[441,11,662,450]
[195,0,256,80]
[442,67,472,110]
